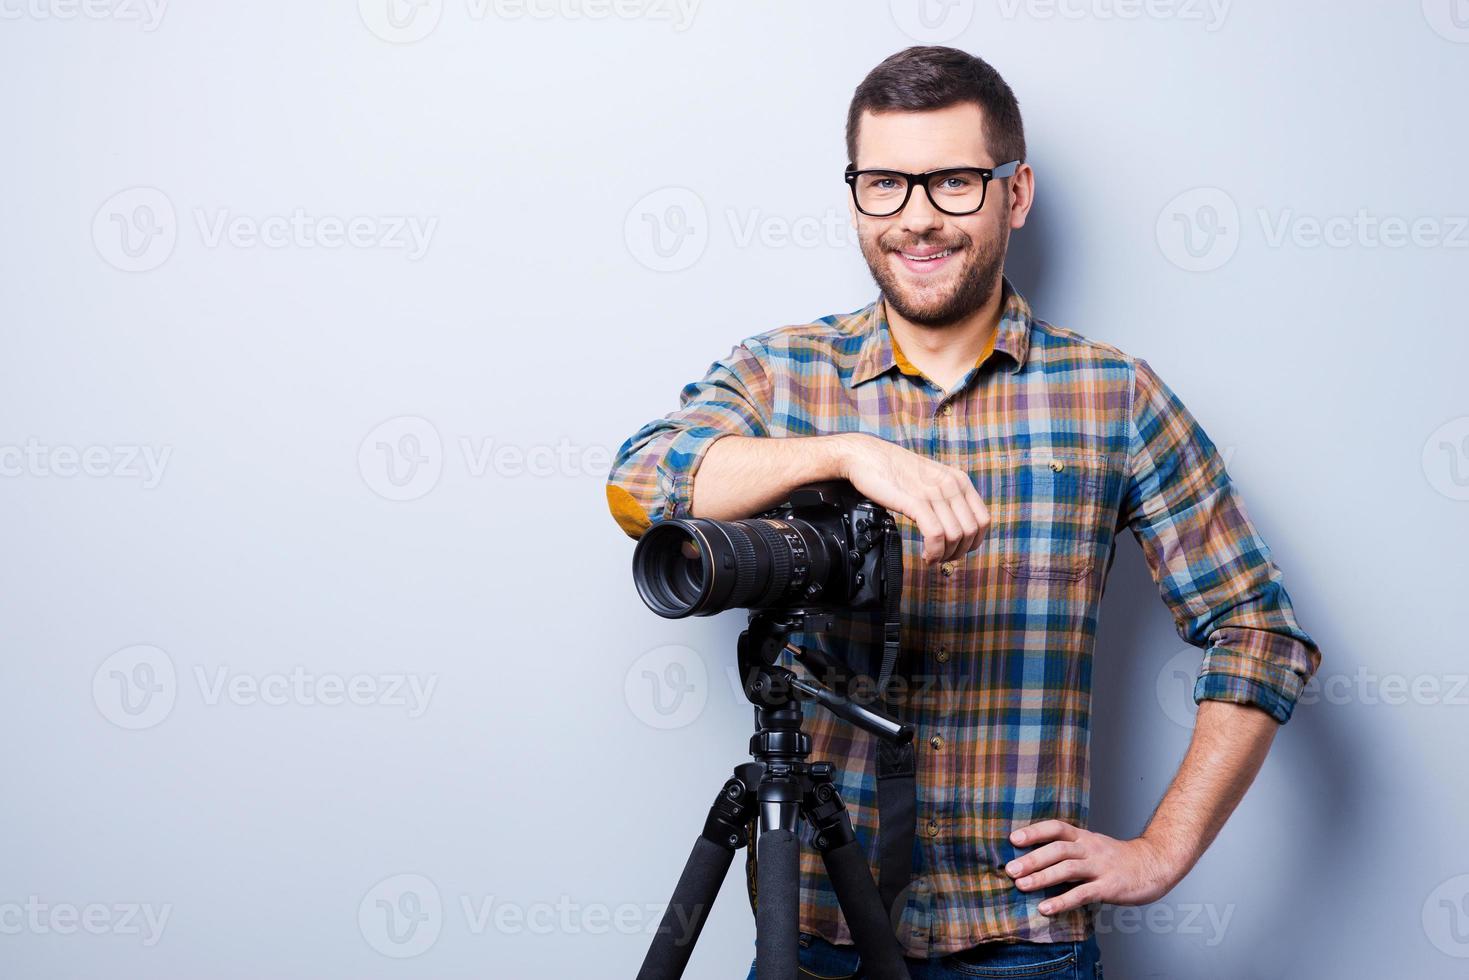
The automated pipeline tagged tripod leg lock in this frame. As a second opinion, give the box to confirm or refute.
[803,762,856,853]
[701,766,761,852]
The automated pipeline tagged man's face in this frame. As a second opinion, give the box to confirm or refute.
[849,102,1029,329]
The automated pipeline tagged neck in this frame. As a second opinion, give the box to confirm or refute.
[883,275,1006,388]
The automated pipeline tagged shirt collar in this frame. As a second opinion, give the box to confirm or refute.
[847,274,1033,388]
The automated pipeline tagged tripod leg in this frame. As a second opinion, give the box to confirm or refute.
[806,764,910,980]
[754,763,802,980]
[637,765,759,980]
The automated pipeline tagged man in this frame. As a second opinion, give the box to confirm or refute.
[606,45,1321,978]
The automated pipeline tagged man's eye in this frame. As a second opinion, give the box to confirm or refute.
[940,176,975,190]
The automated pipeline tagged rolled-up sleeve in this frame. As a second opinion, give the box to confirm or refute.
[1120,357,1322,724]
[604,340,771,540]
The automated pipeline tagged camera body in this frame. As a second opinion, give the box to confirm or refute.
[631,480,898,619]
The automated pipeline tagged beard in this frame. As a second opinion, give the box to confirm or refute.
[859,222,1008,329]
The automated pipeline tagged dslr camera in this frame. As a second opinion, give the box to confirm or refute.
[631,480,899,620]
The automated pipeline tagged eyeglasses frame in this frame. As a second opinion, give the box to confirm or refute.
[843,160,1021,217]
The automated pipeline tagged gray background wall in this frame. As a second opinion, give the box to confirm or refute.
[2,1,1465,977]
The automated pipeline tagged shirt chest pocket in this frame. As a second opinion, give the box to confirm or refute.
[981,450,1108,583]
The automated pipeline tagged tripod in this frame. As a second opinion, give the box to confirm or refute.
[637,609,914,980]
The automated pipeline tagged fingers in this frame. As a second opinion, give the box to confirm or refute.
[942,477,989,559]
[903,496,947,564]
[1005,841,1082,880]
[1013,858,1091,893]
[1038,882,1103,917]
[926,494,966,563]
[921,469,988,563]
[1010,820,1080,847]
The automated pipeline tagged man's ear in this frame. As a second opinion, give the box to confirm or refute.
[1008,163,1035,231]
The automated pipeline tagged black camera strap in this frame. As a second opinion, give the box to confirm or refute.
[875,520,916,925]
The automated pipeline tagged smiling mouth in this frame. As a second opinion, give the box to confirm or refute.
[898,247,956,262]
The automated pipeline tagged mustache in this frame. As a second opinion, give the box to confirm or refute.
[885,237,968,252]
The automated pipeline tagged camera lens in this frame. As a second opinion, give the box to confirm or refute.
[631,516,835,618]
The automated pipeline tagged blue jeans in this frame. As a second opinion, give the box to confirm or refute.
[744,931,1103,979]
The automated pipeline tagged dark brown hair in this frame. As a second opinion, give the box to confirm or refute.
[845,46,1026,168]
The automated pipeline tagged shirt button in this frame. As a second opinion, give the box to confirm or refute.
[935,647,949,663]
[1049,459,1064,473]
[926,820,939,837]
[940,561,955,577]
[940,404,953,417]
[929,734,944,751]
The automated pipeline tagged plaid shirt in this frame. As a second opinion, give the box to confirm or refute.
[605,277,1322,956]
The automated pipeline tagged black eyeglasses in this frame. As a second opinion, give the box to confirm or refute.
[844,161,1020,217]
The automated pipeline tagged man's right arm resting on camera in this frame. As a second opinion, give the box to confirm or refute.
[605,336,987,562]
[687,434,854,521]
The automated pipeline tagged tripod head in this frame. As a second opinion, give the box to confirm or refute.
[736,608,914,748]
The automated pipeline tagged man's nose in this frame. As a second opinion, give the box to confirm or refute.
[897,183,944,235]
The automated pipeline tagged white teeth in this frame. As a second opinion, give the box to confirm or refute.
[901,248,954,261]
